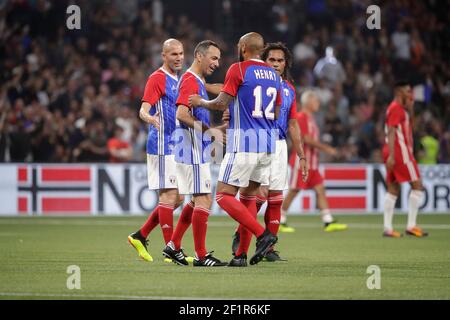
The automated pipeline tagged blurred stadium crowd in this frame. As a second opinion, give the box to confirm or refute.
[0,0,449,164]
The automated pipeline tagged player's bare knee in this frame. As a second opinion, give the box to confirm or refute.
[387,183,400,196]
[314,184,326,196]
[160,188,179,205]
[259,186,269,198]
[216,181,238,196]
[410,180,423,191]
[241,180,260,196]
[176,194,185,208]
[194,194,212,209]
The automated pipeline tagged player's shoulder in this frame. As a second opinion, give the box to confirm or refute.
[387,100,405,114]
[229,59,271,74]
[242,59,272,72]
[296,111,306,120]
[243,59,269,67]
[298,111,312,124]
[179,71,201,93]
[179,71,198,85]
[283,80,296,92]
[226,62,242,74]
[148,68,166,78]
[148,68,166,80]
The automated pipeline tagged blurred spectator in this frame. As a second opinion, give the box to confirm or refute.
[271,0,295,45]
[323,101,345,147]
[417,126,439,164]
[333,84,350,127]
[410,28,425,67]
[293,34,316,63]
[313,47,346,89]
[73,119,109,162]
[391,21,411,61]
[107,125,132,163]
[439,131,450,164]
[9,119,32,162]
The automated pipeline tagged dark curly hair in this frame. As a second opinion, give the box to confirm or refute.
[261,42,293,83]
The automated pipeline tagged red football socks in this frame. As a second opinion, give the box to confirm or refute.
[256,194,267,213]
[171,201,195,250]
[140,206,159,238]
[265,192,283,235]
[158,202,174,245]
[236,193,257,256]
[192,206,210,259]
[216,192,265,237]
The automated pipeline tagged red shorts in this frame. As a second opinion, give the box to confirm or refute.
[289,168,324,190]
[382,145,421,184]
[385,160,421,184]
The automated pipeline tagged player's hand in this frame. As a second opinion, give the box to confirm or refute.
[148,112,160,130]
[300,157,309,182]
[188,94,202,107]
[216,123,228,145]
[222,109,230,122]
[326,146,338,157]
[140,108,160,130]
[208,127,225,145]
[386,155,395,171]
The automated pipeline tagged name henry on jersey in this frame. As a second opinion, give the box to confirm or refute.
[253,68,277,81]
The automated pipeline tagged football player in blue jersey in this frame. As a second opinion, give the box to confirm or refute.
[127,39,192,263]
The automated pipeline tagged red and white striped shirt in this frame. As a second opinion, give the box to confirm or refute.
[384,100,415,163]
[289,111,319,170]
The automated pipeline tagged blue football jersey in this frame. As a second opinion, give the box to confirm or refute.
[276,80,298,140]
[142,68,179,155]
[173,70,211,165]
[222,59,282,153]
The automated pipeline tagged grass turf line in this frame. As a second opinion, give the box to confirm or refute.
[0,214,449,299]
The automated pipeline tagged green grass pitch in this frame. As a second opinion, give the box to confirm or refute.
[0,214,449,300]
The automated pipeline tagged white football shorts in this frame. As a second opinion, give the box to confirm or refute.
[147,154,178,190]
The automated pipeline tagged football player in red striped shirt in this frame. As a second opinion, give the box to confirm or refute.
[382,81,428,238]
[282,90,348,232]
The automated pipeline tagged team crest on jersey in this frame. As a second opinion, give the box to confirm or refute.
[169,175,177,184]
[284,88,290,96]
[171,85,177,92]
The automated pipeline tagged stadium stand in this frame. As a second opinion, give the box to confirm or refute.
[0,0,448,164]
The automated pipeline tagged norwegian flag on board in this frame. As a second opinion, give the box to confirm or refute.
[17,166,92,215]
[300,166,367,211]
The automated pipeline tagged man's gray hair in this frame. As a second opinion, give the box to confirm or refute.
[300,90,318,106]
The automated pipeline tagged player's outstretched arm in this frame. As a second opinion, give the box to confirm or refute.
[303,134,337,156]
[188,92,233,111]
[139,102,160,129]
[288,119,308,181]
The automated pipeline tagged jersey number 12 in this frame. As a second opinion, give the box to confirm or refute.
[252,86,276,120]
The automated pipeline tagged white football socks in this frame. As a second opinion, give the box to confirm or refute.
[280,209,287,224]
[384,193,398,232]
[407,190,424,230]
[321,209,333,224]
